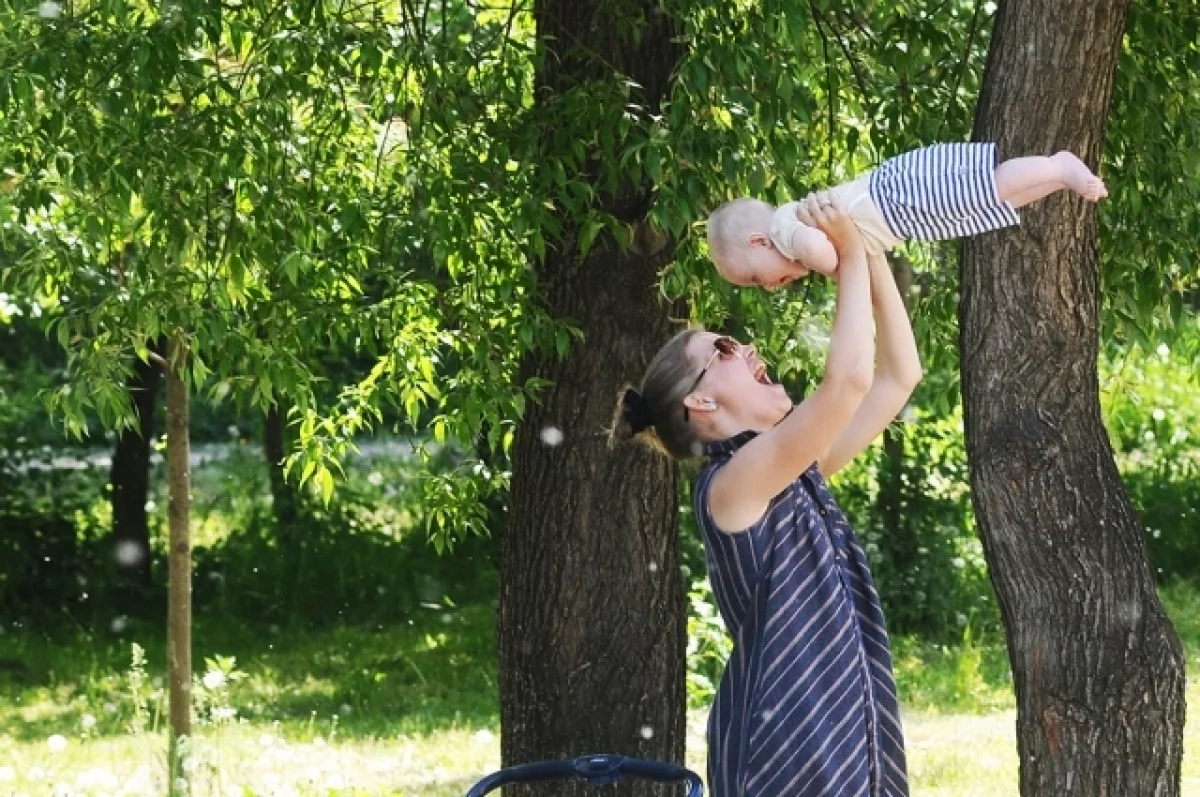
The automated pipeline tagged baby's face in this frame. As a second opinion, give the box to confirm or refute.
[722,241,810,291]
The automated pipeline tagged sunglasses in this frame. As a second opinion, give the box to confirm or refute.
[683,336,742,423]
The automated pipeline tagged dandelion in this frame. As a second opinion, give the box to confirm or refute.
[472,729,494,744]
[367,471,384,486]
[80,713,96,730]
[322,772,348,789]
[1152,408,1166,422]
[951,557,966,569]
[76,769,118,790]
[47,734,68,753]
[37,1,61,18]
[956,613,968,627]
[202,670,226,690]
[539,426,564,447]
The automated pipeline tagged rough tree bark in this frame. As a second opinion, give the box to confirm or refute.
[498,2,687,794]
[165,333,193,793]
[960,2,1186,794]
[110,340,164,587]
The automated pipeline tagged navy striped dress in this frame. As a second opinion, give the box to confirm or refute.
[696,431,908,796]
[869,142,1020,243]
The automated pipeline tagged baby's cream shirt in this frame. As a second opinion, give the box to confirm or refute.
[771,175,902,259]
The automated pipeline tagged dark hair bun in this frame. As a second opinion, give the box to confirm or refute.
[611,387,655,444]
[622,388,655,434]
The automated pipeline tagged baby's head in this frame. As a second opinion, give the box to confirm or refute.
[707,198,806,290]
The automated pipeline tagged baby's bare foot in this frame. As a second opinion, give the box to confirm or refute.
[1054,151,1108,202]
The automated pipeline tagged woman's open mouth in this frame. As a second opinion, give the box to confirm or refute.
[752,362,773,385]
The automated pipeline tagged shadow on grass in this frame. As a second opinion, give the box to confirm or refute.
[0,604,498,743]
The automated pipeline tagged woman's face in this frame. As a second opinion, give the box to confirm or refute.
[684,332,792,436]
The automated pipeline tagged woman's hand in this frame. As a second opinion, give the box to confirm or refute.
[795,192,865,261]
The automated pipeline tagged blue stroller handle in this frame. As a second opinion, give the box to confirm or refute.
[465,754,704,796]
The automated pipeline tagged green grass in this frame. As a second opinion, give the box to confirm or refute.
[1,582,1198,795]
[1,605,498,744]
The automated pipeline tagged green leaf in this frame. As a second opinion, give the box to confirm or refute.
[282,252,304,285]
[646,148,662,184]
[579,218,604,256]
[318,468,334,505]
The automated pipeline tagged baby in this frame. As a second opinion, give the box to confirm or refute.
[707,143,1107,289]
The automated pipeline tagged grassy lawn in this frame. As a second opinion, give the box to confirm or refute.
[1,583,1197,795]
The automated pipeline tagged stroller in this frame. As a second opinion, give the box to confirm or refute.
[465,753,704,796]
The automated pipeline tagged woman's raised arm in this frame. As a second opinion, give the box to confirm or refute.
[708,194,875,532]
[819,252,922,477]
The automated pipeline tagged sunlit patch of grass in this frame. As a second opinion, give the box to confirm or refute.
[904,709,1019,795]
[0,724,502,796]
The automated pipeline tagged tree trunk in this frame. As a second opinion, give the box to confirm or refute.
[165,333,193,793]
[264,402,298,530]
[110,339,164,588]
[960,2,1186,794]
[499,2,686,794]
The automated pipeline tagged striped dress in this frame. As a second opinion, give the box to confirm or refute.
[696,431,908,796]
[869,142,1020,243]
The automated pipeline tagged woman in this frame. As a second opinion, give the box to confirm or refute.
[613,194,922,796]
